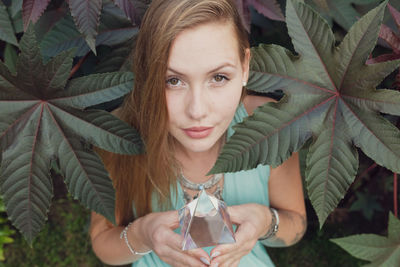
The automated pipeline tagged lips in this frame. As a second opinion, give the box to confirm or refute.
[183,127,213,138]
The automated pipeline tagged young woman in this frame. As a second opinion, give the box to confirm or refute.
[90,0,306,266]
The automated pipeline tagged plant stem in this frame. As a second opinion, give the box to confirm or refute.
[394,173,398,218]
[69,53,89,79]
[358,163,377,179]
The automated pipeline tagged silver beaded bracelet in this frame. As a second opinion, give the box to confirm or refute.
[120,222,153,256]
[258,207,279,240]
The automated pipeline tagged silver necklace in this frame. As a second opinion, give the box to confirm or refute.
[179,172,223,191]
[179,172,224,203]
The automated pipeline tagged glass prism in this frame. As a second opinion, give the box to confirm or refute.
[179,188,235,250]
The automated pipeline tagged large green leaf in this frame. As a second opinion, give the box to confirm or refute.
[9,0,24,34]
[235,0,284,31]
[94,38,135,73]
[52,72,134,108]
[0,107,53,244]
[10,0,23,18]
[4,43,18,75]
[0,26,143,243]
[211,0,400,225]
[112,0,149,25]
[68,0,102,54]
[40,6,138,57]
[0,2,18,46]
[306,0,380,30]
[46,114,115,228]
[331,213,400,267]
[22,0,51,30]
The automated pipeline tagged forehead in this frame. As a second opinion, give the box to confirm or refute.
[167,21,240,72]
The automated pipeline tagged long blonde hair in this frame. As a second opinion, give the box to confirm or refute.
[100,0,250,225]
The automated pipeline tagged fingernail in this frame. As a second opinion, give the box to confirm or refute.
[211,251,220,259]
[200,257,210,265]
[214,263,219,267]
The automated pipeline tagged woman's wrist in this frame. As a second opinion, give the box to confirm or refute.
[258,207,279,240]
[124,217,153,255]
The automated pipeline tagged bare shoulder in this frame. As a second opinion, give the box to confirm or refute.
[243,94,276,115]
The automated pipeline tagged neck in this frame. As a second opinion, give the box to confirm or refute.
[174,137,224,183]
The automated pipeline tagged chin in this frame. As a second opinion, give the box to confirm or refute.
[178,136,221,153]
[183,142,216,153]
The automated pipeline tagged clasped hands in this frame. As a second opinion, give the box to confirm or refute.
[137,203,271,267]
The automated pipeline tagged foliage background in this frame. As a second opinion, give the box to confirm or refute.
[0,0,400,266]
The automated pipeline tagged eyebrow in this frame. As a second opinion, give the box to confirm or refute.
[167,62,237,77]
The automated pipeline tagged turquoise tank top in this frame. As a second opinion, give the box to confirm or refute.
[132,103,274,266]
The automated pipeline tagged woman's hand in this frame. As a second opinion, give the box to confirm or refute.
[137,210,211,267]
[209,204,271,267]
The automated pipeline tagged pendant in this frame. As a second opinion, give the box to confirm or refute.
[179,188,235,250]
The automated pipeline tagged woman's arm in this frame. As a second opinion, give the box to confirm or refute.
[261,152,307,247]
[208,153,306,267]
[90,212,149,265]
[244,94,307,247]
[90,210,210,266]
[208,95,306,266]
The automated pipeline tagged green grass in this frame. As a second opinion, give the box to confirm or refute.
[2,197,104,267]
[267,225,367,267]
[2,197,370,267]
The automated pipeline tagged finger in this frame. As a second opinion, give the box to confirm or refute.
[237,223,258,240]
[211,249,243,267]
[186,248,211,264]
[161,210,181,229]
[163,230,211,264]
[226,205,243,224]
[210,230,254,263]
[210,233,244,258]
[209,243,237,263]
[163,246,208,267]
[163,230,184,250]
[160,225,212,264]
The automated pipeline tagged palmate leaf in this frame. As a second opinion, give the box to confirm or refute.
[112,0,149,25]
[19,0,141,54]
[10,0,24,34]
[0,2,18,46]
[68,0,102,54]
[0,106,53,244]
[305,0,380,30]
[368,4,400,58]
[235,0,284,31]
[367,4,400,88]
[113,0,136,24]
[40,4,138,57]
[331,213,400,267]
[22,0,51,31]
[388,3,400,31]
[211,0,400,225]
[0,26,143,243]
[379,23,400,54]
[349,192,383,220]
[4,44,18,75]
[94,38,135,73]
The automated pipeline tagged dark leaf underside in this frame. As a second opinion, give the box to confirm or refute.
[0,26,142,242]
[212,0,400,226]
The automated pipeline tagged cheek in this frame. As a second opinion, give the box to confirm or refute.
[165,91,181,118]
[213,85,243,111]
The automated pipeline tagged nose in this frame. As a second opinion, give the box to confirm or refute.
[186,85,208,121]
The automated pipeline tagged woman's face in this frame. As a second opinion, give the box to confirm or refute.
[166,21,250,154]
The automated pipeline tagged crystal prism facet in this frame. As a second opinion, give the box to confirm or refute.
[179,188,235,250]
